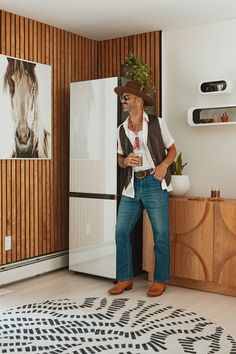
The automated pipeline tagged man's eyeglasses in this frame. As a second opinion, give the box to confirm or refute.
[120,94,130,102]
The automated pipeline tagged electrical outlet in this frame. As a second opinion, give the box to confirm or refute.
[5,235,12,251]
[86,223,91,235]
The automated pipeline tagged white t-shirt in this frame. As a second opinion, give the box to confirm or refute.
[117,112,175,198]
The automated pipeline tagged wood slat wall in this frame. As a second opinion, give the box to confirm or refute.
[97,32,161,115]
[0,9,161,267]
[0,10,97,266]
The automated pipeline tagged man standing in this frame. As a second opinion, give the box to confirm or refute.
[108,80,177,297]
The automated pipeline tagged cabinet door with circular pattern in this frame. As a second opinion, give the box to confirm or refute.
[174,199,214,282]
[214,201,236,287]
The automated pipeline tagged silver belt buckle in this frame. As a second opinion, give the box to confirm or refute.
[135,170,146,179]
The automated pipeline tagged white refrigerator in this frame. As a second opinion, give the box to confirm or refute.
[69,77,121,279]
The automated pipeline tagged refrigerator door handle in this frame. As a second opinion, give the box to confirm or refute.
[69,192,117,200]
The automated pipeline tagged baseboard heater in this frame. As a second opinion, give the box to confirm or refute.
[0,250,69,286]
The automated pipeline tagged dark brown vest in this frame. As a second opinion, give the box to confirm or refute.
[119,114,171,189]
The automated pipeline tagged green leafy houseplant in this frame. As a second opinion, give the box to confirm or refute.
[122,54,156,96]
[170,153,187,175]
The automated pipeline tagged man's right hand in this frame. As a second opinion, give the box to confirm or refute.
[124,153,140,167]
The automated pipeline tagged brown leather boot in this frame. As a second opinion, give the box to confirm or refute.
[147,282,166,297]
[108,280,133,295]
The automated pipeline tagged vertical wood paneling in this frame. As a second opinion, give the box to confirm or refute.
[38,161,43,256]
[33,160,38,256]
[46,160,51,253]
[97,31,161,115]
[25,161,30,258]
[24,18,29,59]
[20,161,25,259]
[60,29,65,249]
[16,162,21,260]
[6,162,11,263]
[6,13,11,54]
[154,32,161,112]
[2,161,7,264]
[56,27,60,251]
[0,10,98,266]
[29,162,34,257]
[42,162,47,254]
[11,161,16,262]
[50,25,55,254]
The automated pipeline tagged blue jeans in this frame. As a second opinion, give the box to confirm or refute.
[116,175,170,282]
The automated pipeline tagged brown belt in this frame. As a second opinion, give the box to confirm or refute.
[134,168,154,179]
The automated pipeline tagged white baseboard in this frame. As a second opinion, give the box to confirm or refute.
[0,251,69,286]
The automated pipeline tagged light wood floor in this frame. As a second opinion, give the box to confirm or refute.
[0,269,235,339]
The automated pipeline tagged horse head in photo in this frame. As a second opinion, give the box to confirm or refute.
[3,57,50,158]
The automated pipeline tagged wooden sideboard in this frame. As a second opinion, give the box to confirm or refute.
[143,196,236,296]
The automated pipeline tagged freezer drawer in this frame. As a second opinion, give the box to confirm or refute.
[69,197,116,279]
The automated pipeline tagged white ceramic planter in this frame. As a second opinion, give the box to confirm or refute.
[170,175,190,196]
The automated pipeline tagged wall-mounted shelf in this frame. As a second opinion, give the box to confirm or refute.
[188,105,236,126]
[199,80,233,94]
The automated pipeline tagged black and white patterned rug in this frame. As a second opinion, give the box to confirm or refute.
[0,297,236,354]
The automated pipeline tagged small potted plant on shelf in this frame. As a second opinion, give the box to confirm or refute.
[221,112,229,122]
[170,153,190,196]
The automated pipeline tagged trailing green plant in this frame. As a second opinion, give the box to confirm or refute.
[170,153,187,175]
[123,54,156,96]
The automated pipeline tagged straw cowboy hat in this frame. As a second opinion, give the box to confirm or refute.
[114,80,154,106]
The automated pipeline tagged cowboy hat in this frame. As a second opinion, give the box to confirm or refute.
[114,80,154,106]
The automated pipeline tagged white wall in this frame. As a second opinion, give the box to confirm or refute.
[162,18,236,198]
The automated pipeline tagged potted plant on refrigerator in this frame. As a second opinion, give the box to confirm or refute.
[121,54,156,95]
[120,54,156,113]
[170,153,190,195]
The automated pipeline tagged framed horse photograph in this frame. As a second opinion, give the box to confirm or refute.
[0,55,51,159]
